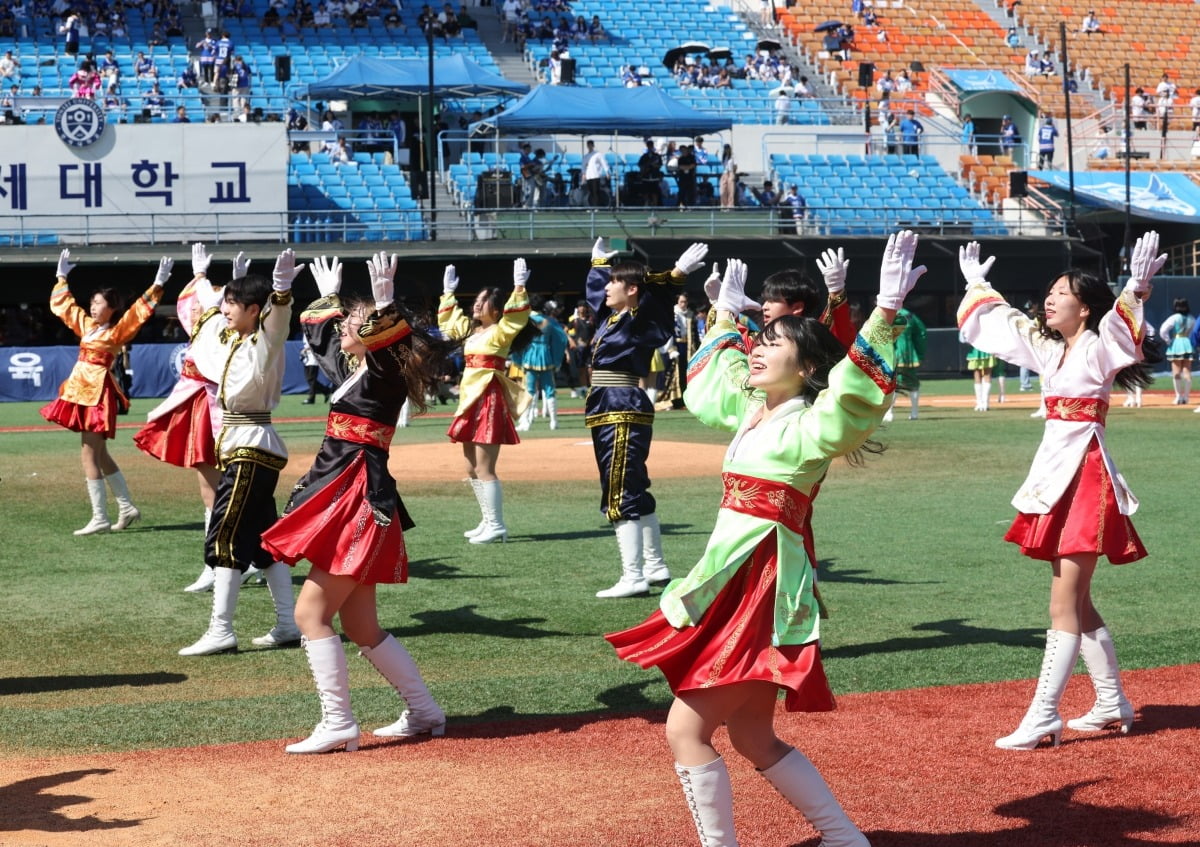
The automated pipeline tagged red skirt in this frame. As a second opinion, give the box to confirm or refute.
[605,533,836,712]
[447,380,519,445]
[40,377,124,439]
[261,453,408,585]
[132,387,217,468]
[1005,437,1147,564]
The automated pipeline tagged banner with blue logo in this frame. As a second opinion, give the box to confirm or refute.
[1,342,315,403]
[1030,171,1200,222]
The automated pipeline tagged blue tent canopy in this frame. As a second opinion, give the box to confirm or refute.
[296,55,530,100]
[469,86,733,136]
[1030,170,1200,222]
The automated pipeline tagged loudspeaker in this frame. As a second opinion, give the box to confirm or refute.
[274,55,291,82]
[1009,170,1027,198]
[559,57,576,85]
[857,62,875,88]
[476,172,516,208]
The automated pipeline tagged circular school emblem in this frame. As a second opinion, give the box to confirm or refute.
[54,98,106,148]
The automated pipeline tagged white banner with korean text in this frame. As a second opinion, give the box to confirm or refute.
[0,123,288,243]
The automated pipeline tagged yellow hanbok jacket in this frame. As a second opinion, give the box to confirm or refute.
[438,289,532,420]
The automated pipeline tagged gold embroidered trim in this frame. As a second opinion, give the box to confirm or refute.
[585,410,655,428]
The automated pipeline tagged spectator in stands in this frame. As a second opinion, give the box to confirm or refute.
[774,90,792,125]
[880,106,898,153]
[69,60,101,99]
[547,49,563,84]
[876,70,894,100]
[177,62,198,92]
[1156,73,1177,101]
[0,50,20,81]
[637,138,664,206]
[1039,51,1055,76]
[261,2,282,28]
[135,51,157,81]
[582,139,610,208]
[676,144,697,207]
[780,184,806,233]
[288,107,309,152]
[589,15,608,43]
[172,105,191,123]
[1156,91,1174,135]
[1131,88,1148,130]
[60,12,81,57]
[1000,114,1021,159]
[1190,88,1200,131]
[1037,114,1058,169]
[1006,27,1021,48]
[196,30,217,83]
[1080,10,1101,34]
[863,7,877,27]
[750,179,778,209]
[621,64,641,87]
[961,113,976,154]
[231,55,251,113]
[331,136,355,166]
[895,69,913,94]
[836,22,855,60]
[216,30,234,76]
[501,0,520,42]
[1191,128,1200,160]
[899,109,924,155]
[144,83,166,118]
[1092,125,1111,159]
[719,143,737,208]
[1024,49,1040,77]
[437,3,461,37]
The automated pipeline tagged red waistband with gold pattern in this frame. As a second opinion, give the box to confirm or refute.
[720,472,811,535]
[1045,396,1108,425]
[326,412,395,449]
[465,354,506,370]
[79,348,115,367]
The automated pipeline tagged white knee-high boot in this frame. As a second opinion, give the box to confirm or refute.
[469,480,507,544]
[184,509,216,593]
[252,562,301,646]
[1068,626,1134,733]
[675,757,738,847]
[75,477,111,536]
[285,635,360,754]
[464,478,487,538]
[995,629,1081,750]
[1172,374,1184,403]
[105,471,141,530]
[980,378,991,411]
[361,633,446,738]
[997,374,1006,403]
[515,402,534,431]
[596,519,649,597]
[178,567,241,655]
[882,394,895,423]
[546,396,558,430]
[641,513,670,584]
[972,382,983,411]
[1182,373,1192,404]
[396,398,411,428]
[908,389,919,420]
[760,748,869,847]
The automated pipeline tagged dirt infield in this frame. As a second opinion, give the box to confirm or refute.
[4,664,1198,847]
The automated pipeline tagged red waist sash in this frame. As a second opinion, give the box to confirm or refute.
[326,412,395,449]
[720,472,811,535]
[79,348,115,367]
[1045,396,1108,425]
[465,353,506,370]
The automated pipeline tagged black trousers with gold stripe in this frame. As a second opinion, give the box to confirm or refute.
[585,386,656,523]
[206,448,285,572]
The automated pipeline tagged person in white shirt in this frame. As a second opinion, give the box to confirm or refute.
[1189,87,1200,131]
[1155,73,1177,100]
[774,90,791,125]
[1025,49,1041,77]
[1131,87,1148,129]
[501,0,521,42]
[1080,10,1101,33]
[582,139,609,207]
[0,51,20,80]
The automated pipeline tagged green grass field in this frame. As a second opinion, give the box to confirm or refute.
[2,384,1197,758]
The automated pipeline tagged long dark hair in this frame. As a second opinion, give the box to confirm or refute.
[756,315,884,465]
[1033,269,1154,390]
[343,296,455,416]
[474,286,539,356]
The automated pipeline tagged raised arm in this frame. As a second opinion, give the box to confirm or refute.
[436,264,473,341]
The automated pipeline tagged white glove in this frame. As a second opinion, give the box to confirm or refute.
[191,242,212,276]
[368,251,397,309]
[442,264,459,295]
[271,248,305,292]
[877,230,926,310]
[716,258,762,314]
[513,257,530,288]
[56,248,75,279]
[591,236,618,263]
[1127,230,1168,294]
[703,262,721,302]
[231,251,250,280]
[958,241,996,288]
[816,247,849,295]
[154,257,174,287]
[196,280,225,311]
[673,242,709,276]
[311,255,342,298]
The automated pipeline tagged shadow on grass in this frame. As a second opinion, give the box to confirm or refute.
[815,556,931,586]
[0,769,143,833]
[388,604,570,639]
[507,522,710,544]
[823,619,1045,660]
[407,557,498,581]
[0,672,187,696]
[859,780,1200,847]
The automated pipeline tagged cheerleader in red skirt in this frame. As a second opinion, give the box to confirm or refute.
[133,245,245,592]
[437,260,537,544]
[957,233,1165,750]
[262,252,453,754]
[607,232,926,847]
[41,249,173,535]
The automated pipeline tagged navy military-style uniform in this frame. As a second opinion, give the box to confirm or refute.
[584,258,681,522]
